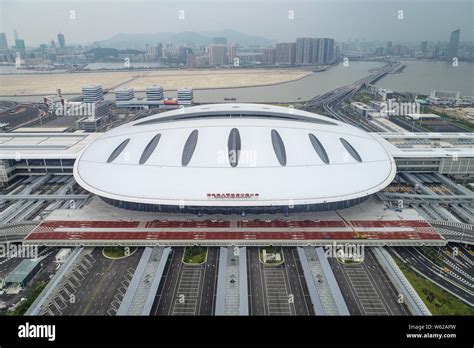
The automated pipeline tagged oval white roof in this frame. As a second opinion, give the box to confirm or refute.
[74,104,396,207]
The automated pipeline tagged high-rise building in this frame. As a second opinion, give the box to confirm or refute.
[323,38,335,64]
[296,37,334,64]
[114,87,134,101]
[296,38,315,64]
[186,53,197,68]
[228,45,237,64]
[177,88,193,104]
[386,41,393,55]
[146,85,164,101]
[447,29,460,59]
[82,85,104,103]
[420,41,428,54]
[275,43,296,64]
[311,38,321,64]
[213,37,227,45]
[295,38,305,64]
[146,44,163,61]
[195,55,209,67]
[209,44,227,66]
[15,39,26,57]
[262,48,275,64]
[0,33,8,50]
[156,43,163,59]
[180,47,193,61]
[315,39,325,64]
[57,33,66,49]
[303,38,315,64]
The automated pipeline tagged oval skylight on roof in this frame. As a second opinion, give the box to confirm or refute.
[139,134,161,164]
[182,129,198,166]
[308,133,329,164]
[107,139,130,163]
[340,138,362,162]
[271,129,287,166]
[227,128,241,167]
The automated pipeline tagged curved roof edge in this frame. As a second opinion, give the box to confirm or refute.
[131,103,341,128]
[73,156,397,207]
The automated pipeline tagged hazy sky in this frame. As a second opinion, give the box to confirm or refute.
[0,0,472,46]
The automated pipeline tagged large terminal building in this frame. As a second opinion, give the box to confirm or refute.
[73,104,397,214]
[1,104,472,246]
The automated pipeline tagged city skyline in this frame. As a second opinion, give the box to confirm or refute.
[0,28,470,52]
[0,0,472,46]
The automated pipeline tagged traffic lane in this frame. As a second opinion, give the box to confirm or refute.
[283,247,314,316]
[327,256,363,315]
[152,247,184,315]
[363,249,410,316]
[199,247,219,315]
[406,247,473,294]
[247,247,265,316]
[394,247,474,304]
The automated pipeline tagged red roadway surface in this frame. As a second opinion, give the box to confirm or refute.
[25,219,444,241]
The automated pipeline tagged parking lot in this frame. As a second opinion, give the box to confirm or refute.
[329,248,410,315]
[247,247,314,316]
[41,247,142,315]
[43,253,96,316]
[263,266,292,315]
[171,265,203,315]
[152,247,219,316]
[342,266,389,315]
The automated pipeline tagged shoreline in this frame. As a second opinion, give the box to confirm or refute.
[0,65,316,77]
[0,68,320,98]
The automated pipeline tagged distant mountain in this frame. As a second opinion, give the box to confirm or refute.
[201,29,275,47]
[98,29,274,49]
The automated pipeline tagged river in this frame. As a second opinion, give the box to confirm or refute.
[375,60,474,97]
[1,60,472,103]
